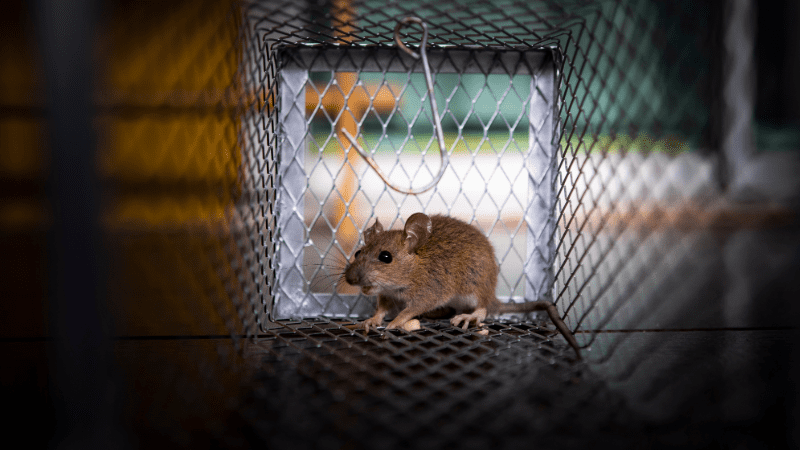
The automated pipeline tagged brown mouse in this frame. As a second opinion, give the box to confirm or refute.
[344,212,582,359]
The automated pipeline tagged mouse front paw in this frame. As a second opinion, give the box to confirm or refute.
[356,315,384,334]
[384,319,404,331]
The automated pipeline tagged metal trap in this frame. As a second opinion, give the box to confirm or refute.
[15,0,798,447]
[235,0,795,347]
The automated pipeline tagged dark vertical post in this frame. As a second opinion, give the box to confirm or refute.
[34,0,119,446]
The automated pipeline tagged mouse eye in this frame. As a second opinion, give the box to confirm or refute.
[378,251,392,264]
[354,250,361,259]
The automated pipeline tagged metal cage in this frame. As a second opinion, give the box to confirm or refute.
[9,0,798,447]
[238,0,734,342]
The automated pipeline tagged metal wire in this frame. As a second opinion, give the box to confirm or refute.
[343,17,449,195]
[252,1,731,343]
[241,317,636,449]
[6,0,794,447]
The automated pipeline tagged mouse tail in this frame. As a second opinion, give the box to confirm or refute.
[497,300,582,360]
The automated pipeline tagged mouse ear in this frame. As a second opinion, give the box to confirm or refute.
[363,218,384,243]
[403,213,432,253]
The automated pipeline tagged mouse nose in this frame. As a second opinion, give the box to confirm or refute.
[344,265,363,286]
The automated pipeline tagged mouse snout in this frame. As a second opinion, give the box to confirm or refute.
[344,263,365,286]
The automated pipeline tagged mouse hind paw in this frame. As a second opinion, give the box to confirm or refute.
[450,308,487,330]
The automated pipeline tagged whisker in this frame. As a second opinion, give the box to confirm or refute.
[314,273,345,282]
[302,249,356,292]
[310,272,343,287]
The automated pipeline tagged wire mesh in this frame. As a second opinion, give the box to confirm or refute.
[234,0,798,446]
[241,318,640,449]
[4,0,798,447]
[243,0,725,345]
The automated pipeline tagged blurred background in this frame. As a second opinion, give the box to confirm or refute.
[1,0,798,448]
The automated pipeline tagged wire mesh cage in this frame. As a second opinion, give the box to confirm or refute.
[5,0,799,447]
[229,0,799,445]
[240,0,729,341]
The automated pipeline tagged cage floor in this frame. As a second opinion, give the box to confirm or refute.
[242,318,636,450]
[235,321,796,449]
[3,324,795,448]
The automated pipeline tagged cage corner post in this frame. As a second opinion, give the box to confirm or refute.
[524,51,558,306]
[274,55,309,319]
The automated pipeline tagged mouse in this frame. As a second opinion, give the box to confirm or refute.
[344,212,582,359]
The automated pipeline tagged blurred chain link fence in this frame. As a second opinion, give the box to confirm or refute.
[4,0,798,447]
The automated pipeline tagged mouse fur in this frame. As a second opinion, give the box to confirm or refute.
[344,212,581,359]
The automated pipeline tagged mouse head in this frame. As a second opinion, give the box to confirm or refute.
[344,213,432,295]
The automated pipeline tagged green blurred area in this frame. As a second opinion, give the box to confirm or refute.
[755,123,800,153]
[309,71,533,134]
[311,0,798,155]
[310,130,527,156]
[310,0,715,154]
[309,130,689,156]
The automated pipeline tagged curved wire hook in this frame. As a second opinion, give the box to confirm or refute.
[342,17,448,196]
